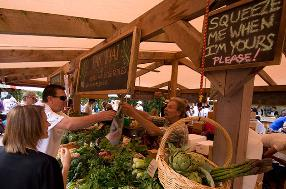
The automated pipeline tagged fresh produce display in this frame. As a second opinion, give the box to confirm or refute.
[167,143,273,187]
[60,122,163,189]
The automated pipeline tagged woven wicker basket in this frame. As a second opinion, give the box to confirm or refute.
[157,116,233,189]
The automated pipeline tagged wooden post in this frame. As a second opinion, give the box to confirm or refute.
[209,69,255,189]
[170,60,178,97]
[73,94,81,114]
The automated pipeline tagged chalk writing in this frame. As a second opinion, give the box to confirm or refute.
[78,35,132,92]
[204,0,284,69]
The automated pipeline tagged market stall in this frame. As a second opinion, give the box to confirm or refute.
[1,0,286,188]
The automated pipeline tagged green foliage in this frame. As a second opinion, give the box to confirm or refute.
[65,126,164,189]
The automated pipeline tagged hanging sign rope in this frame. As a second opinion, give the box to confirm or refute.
[199,0,211,108]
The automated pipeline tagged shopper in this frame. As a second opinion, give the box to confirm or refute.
[83,99,96,115]
[38,84,116,157]
[22,91,38,105]
[0,105,71,189]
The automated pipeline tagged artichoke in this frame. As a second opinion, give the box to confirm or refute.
[172,151,192,172]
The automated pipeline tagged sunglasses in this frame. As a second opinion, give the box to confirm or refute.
[53,96,67,101]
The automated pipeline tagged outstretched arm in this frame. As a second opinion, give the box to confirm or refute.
[121,103,163,136]
[57,110,116,130]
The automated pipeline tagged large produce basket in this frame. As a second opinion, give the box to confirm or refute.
[157,116,233,189]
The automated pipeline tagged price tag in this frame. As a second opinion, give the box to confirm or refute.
[147,159,158,178]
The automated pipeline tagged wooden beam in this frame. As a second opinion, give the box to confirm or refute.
[136,67,160,72]
[5,79,48,88]
[178,58,200,72]
[0,67,58,76]
[164,21,202,68]
[0,50,86,63]
[135,86,167,93]
[254,85,286,92]
[170,61,178,97]
[177,84,188,89]
[0,8,124,38]
[138,51,179,60]
[4,74,51,83]
[258,70,277,86]
[0,50,180,63]
[0,8,171,43]
[136,61,164,77]
[152,81,169,89]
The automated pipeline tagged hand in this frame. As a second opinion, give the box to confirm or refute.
[96,110,116,121]
[60,148,71,169]
[121,103,136,117]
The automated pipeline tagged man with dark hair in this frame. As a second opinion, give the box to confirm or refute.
[38,84,115,157]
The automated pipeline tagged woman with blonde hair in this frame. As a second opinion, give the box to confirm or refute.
[0,105,71,189]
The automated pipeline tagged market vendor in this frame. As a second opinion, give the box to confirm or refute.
[38,84,116,157]
[121,97,187,137]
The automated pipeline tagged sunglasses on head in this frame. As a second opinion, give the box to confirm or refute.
[53,96,67,101]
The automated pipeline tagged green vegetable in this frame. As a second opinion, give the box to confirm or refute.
[199,167,215,187]
[210,159,273,182]
[186,171,202,184]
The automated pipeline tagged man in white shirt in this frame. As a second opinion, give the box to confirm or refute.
[38,84,116,157]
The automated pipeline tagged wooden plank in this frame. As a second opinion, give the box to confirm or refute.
[128,27,141,94]
[0,50,85,63]
[164,21,202,68]
[177,84,188,90]
[138,51,178,60]
[253,91,286,105]
[0,8,171,43]
[152,81,169,89]
[212,70,255,189]
[4,73,51,82]
[136,61,164,77]
[0,50,181,63]
[79,94,108,99]
[135,86,167,93]
[254,85,286,92]
[178,58,200,72]
[258,70,277,86]
[0,67,58,76]
[0,8,124,38]
[5,79,48,88]
[136,66,160,72]
[170,60,178,97]
[205,70,227,96]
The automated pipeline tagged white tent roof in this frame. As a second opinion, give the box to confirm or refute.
[0,0,285,89]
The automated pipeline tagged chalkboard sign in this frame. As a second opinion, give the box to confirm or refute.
[77,28,140,95]
[203,0,286,71]
[49,70,64,86]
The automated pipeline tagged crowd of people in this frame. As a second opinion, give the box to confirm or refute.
[0,84,286,189]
